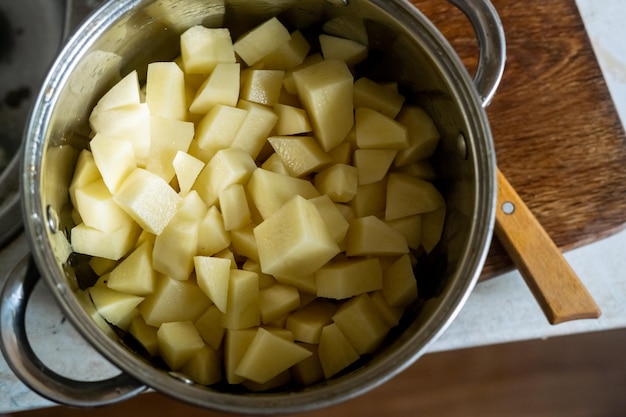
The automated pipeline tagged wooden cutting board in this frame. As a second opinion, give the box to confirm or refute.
[412,0,626,279]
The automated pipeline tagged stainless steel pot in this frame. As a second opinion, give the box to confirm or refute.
[1,0,504,413]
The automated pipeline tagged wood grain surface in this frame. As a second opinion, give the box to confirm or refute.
[413,0,626,279]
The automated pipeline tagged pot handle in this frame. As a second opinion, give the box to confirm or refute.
[0,252,148,407]
[447,0,506,107]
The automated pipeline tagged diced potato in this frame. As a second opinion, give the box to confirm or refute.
[345,215,409,256]
[273,103,312,136]
[180,26,236,74]
[235,327,311,384]
[69,150,101,208]
[189,62,240,114]
[129,316,159,357]
[353,149,397,185]
[369,291,403,328]
[194,255,231,313]
[194,104,248,157]
[308,195,349,245]
[88,285,144,330]
[313,164,358,203]
[114,168,182,235]
[194,305,226,350]
[246,168,320,220]
[260,153,290,175]
[259,30,310,70]
[233,17,291,66]
[71,219,140,261]
[90,71,141,117]
[268,136,332,177]
[396,160,437,181]
[386,214,422,250]
[146,116,195,182]
[254,195,340,278]
[327,142,352,165]
[350,180,387,219]
[181,345,223,385]
[283,53,324,96]
[196,206,231,256]
[107,240,156,296]
[317,323,359,379]
[421,203,446,253]
[332,294,390,354]
[89,256,117,276]
[274,273,317,295]
[259,284,300,324]
[243,370,292,392]
[222,269,260,330]
[231,100,278,159]
[89,135,136,194]
[240,69,285,106]
[140,275,212,327]
[355,107,408,150]
[157,321,205,370]
[172,151,205,196]
[74,179,133,232]
[285,299,338,344]
[292,59,354,151]
[318,34,367,67]
[394,105,441,166]
[224,328,257,384]
[315,257,383,299]
[290,343,324,385]
[353,77,404,118]
[385,172,445,221]
[230,223,259,262]
[242,259,276,289]
[219,183,251,231]
[145,62,187,120]
[153,215,199,281]
[382,254,418,307]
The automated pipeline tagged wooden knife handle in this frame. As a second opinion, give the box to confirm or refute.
[494,168,601,324]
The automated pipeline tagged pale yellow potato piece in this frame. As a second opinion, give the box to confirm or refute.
[219,183,251,231]
[353,77,405,118]
[243,370,292,392]
[194,255,231,313]
[222,269,260,330]
[315,257,383,300]
[74,179,132,233]
[386,214,422,250]
[146,116,195,182]
[246,168,320,220]
[196,206,231,256]
[89,135,136,194]
[318,34,368,67]
[240,69,284,106]
[88,285,144,330]
[71,219,140,261]
[224,328,257,384]
[114,168,182,235]
[89,103,151,165]
[89,256,117,276]
[260,153,290,175]
[176,190,209,221]
[395,160,437,181]
[369,291,403,328]
[157,321,205,370]
[153,215,199,281]
[394,105,441,166]
[259,30,310,70]
[233,17,291,66]
[253,195,340,278]
[274,273,317,295]
[189,62,240,114]
[308,195,349,246]
[350,180,387,219]
[283,53,324,95]
[129,316,158,357]
[231,100,278,159]
[332,293,390,355]
[145,61,187,120]
[273,103,312,135]
[267,136,332,177]
[259,284,300,324]
[194,304,226,350]
[193,147,257,207]
[382,254,418,308]
[385,172,445,221]
[107,240,156,296]
[194,104,248,157]
[235,327,311,384]
[292,59,354,151]
[355,107,408,150]
[327,141,352,165]
[180,26,235,74]
[69,150,101,208]
[318,323,359,379]
[353,149,397,185]
[421,203,446,253]
[230,223,259,262]
[313,163,358,203]
[345,215,409,257]
[140,275,211,327]
[181,345,223,385]
[291,343,324,386]
[242,259,276,289]
[285,299,338,344]
[172,151,205,196]
[90,70,141,116]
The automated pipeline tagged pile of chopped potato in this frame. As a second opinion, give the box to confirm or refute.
[69,16,445,390]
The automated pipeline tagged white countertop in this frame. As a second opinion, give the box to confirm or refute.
[0,0,625,412]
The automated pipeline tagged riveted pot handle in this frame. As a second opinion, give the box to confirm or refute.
[447,0,506,107]
[0,253,147,407]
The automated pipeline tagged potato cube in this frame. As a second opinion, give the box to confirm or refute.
[353,149,397,185]
[315,257,383,299]
[292,59,354,151]
[88,285,144,330]
[194,104,248,157]
[369,291,403,328]
[145,62,187,120]
[172,151,205,196]
[318,323,359,379]
[69,150,101,208]
[152,215,199,281]
[285,299,338,344]
[224,328,257,384]
[222,269,260,330]
[350,180,387,219]
[382,254,418,307]
[273,103,312,135]
[308,195,349,245]
[74,179,133,232]
[241,69,284,106]
[274,273,317,295]
[421,204,446,253]
[385,172,445,220]
[194,305,226,350]
[140,275,211,327]
[353,77,405,118]
[242,259,276,289]
[327,142,352,165]
[219,183,251,231]
[332,294,390,354]
[235,327,311,384]
[319,34,368,67]
[71,219,140,261]
[180,26,235,74]
[129,316,159,357]
[259,284,300,324]
[194,255,231,313]
[114,168,182,235]
[89,256,117,276]
[233,17,291,66]
[230,223,259,262]
[89,135,136,194]
[313,164,358,203]
[146,116,195,182]
[260,153,290,176]
[90,70,141,116]
[230,100,278,159]
[260,30,310,70]
[291,343,323,385]
[268,136,332,177]
[181,345,223,385]
[243,371,292,392]
[176,190,209,221]
[396,160,437,181]
[355,107,408,150]
[345,215,409,256]
[189,62,240,114]
[157,321,205,370]
[394,105,440,166]
[197,206,231,256]
[386,214,422,250]
[254,195,340,278]
[107,240,156,296]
